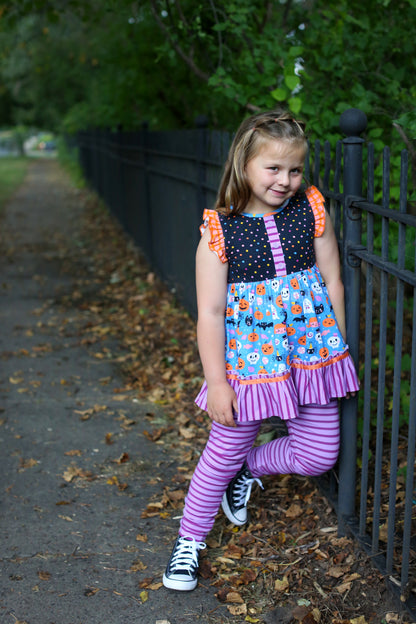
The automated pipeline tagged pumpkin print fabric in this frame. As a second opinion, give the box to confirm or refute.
[195,186,360,422]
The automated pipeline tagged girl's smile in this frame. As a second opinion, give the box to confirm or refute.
[244,140,305,215]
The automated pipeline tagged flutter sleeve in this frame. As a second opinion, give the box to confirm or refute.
[305,185,326,237]
[200,209,227,263]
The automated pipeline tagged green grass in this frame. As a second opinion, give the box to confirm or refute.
[57,137,86,188]
[0,157,29,212]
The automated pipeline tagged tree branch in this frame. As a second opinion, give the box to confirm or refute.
[259,2,273,34]
[393,121,416,191]
[208,0,223,68]
[149,0,210,82]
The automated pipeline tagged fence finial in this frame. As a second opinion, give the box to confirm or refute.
[339,108,367,137]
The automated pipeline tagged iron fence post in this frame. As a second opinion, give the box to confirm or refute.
[117,125,127,229]
[338,109,367,530]
[195,114,208,215]
[141,121,153,261]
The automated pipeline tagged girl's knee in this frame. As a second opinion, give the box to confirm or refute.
[295,453,338,476]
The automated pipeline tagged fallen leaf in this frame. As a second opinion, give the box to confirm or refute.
[74,404,107,420]
[239,568,258,584]
[274,576,289,592]
[292,605,312,621]
[166,488,185,504]
[216,556,237,565]
[38,571,51,581]
[130,559,147,572]
[285,503,303,518]
[143,427,169,442]
[9,375,24,384]
[62,465,93,482]
[19,458,38,471]
[113,452,129,464]
[64,449,82,456]
[227,604,247,616]
[223,543,244,559]
[106,476,119,485]
[138,577,154,587]
[199,558,214,579]
[179,425,198,439]
[344,572,361,582]
[226,591,244,604]
[136,533,148,542]
[140,590,148,602]
[118,415,136,428]
[335,580,352,594]
[327,566,344,578]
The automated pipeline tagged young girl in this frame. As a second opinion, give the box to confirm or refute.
[163,110,359,591]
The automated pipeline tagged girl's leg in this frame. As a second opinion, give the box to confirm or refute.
[179,420,261,541]
[246,400,340,478]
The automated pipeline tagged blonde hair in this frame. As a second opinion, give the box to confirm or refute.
[215,110,308,215]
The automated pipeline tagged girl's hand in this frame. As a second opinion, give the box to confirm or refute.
[206,381,238,428]
[345,390,358,399]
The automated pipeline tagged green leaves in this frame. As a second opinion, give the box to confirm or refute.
[0,0,416,198]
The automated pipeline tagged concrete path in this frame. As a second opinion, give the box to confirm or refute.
[0,160,226,624]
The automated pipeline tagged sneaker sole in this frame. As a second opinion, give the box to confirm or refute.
[162,573,198,591]
[221,492,247,526]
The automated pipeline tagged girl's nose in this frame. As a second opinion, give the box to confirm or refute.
[278,170,290,187]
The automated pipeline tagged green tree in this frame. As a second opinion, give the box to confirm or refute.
[1,0,415,162]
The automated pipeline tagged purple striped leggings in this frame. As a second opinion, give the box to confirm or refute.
[180,400,339,541]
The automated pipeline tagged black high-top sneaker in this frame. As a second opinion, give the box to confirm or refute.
[222,462,263,526]
[163,536,206,591]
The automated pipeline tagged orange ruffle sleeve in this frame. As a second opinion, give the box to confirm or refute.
[305,186,326,237]
[200,209,227,263]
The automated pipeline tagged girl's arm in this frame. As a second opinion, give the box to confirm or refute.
[313,216,347,341]
[196,228,238,427]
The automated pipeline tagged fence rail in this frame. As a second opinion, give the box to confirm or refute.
[76,109,416,616]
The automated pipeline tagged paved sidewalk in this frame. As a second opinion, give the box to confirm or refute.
[0,160,225,624]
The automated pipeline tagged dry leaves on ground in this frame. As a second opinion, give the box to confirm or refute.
[67,190,410,624]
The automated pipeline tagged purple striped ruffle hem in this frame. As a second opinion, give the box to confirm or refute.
[194,353,360,422]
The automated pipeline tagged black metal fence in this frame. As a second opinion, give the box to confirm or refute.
[76,109,416,615]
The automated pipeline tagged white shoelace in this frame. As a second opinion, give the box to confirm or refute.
[170,537,206,575]
[234,473,263,507]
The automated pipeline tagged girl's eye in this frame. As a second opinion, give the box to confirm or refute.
[291,168,303,175]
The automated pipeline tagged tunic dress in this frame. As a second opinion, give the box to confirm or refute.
[195,185,360,422]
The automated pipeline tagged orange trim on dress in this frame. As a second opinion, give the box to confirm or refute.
[305,185,326,238]
[291,350,350,370]
[200,209,227,264]
[226,351,350,383]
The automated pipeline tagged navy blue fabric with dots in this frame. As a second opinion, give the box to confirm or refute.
[222,192,316,283]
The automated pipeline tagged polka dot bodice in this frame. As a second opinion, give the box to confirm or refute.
[221,192,317,283]
[222,216,275,282]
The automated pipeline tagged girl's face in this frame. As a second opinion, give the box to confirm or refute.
[244,139,305,215]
